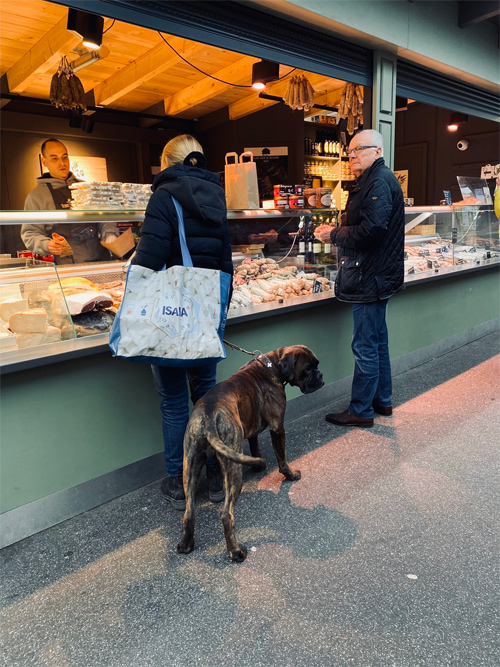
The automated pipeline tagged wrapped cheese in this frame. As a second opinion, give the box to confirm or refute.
[9,309,47,333]
[0,298,29,322]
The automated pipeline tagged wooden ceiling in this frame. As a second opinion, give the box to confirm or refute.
[0,0,346,122]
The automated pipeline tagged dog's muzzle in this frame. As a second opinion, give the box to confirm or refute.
[302,370,324,394]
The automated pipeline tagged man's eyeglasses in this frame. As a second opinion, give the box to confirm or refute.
[346,145,378,157]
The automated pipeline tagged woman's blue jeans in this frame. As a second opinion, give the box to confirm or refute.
[151,362,218,477]
[348,299,392,419]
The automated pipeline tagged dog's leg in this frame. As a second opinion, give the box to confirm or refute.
[177,443,205,555]
[270,428,301,481]
[248,436,266,471]
[220,461,247,562]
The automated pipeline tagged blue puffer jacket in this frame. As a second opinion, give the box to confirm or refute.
[132,164,233,279]
[330,157,405,302]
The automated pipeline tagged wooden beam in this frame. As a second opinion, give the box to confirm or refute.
[6,15,82,94]
[458,0,500,28]
[228,73,336,120]
[162,55,257,116]
[92,37,208,107]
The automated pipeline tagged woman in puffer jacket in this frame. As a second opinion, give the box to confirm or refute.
[132,134,233,510]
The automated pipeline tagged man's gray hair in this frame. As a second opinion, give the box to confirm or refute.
[355,129,384,156]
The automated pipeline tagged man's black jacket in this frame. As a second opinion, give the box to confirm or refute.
[330,157,405,302]
[132,164,233,279]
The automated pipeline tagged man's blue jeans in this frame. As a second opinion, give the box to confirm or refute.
[348,299,392,419]
[152,362,218,477]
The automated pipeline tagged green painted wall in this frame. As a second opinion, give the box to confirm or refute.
[267,0,500,88]
[1,268,498,513]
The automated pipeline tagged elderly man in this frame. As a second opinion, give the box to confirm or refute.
[22,138,118,264]
[318,129,405,427]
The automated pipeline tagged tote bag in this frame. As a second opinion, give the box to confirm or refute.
[224,151,260,210]
[109,197,231,367]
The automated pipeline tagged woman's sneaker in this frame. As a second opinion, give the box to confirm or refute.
[161,475,186,511]
[206,466,225,503]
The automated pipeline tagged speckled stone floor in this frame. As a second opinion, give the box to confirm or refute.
[1,332,499,667]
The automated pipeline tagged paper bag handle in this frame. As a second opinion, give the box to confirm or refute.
[240,151,254,164]
[225,152,239,165]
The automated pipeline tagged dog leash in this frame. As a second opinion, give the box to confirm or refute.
[222,339,285,383]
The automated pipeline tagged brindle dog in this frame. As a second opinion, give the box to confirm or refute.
[177,345,324,562]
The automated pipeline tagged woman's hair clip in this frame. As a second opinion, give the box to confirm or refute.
[183,151,207,169]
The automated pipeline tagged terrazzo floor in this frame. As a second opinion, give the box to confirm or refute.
[1,332,499,666]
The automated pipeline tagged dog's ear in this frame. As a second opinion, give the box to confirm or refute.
[279,350,297,385]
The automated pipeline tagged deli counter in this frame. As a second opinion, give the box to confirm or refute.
[1,204,499,548]
[0,205,499,373]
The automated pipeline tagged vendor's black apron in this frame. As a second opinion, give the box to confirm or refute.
[47,183,110,264]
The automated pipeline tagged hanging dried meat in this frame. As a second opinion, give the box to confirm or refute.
[338,83,364,135]
[49,56,87,112]
[283,75,315,111]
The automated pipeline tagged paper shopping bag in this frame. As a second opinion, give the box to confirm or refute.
[225,151,260,210]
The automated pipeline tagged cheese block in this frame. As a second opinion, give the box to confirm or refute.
[0,331,18,351]
[16,325,61,349]
[8,309,47,333]
[0,298,28,322]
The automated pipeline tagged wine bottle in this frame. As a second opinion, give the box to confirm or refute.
[297,217,306,257]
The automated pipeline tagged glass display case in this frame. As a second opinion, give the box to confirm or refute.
[1,204,498,370]
[403,205,499,281]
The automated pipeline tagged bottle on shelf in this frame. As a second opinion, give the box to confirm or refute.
[297,216,306,257]
[330,198,339,226]
[312,212,323,263]
[305,215,316,264]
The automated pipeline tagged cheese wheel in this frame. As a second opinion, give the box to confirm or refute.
[9,309,47,333]
[0,298,28,321]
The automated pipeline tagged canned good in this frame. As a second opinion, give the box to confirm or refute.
[304,188,317,207]
[289,195,304,208]
[316,187,332,208]
[274,196,289,209]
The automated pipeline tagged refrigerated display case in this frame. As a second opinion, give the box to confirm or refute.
[1,205,498,372]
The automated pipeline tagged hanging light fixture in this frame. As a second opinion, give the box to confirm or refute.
[67,8,104,50]
[251,60,280,90]
[447,112,468,131]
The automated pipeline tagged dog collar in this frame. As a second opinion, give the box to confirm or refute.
[255,353,286,385]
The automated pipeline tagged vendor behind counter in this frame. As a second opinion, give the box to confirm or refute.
[21,138,119,264]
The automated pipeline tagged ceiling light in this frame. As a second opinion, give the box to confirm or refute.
[71,46,110,73]
[67,8,104,50]
[252,60,280,90]
[447,112,468,132]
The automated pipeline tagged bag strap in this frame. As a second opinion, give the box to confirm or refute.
[171,196,193,268]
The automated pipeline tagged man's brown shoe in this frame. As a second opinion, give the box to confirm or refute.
[325,409,374,428]
[372,403,393,416]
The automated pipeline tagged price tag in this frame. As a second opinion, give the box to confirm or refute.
[443,190,452,205]
[452,228,458,243]
[313,280,323,293]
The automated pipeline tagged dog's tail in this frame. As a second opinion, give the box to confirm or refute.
[206,428,265,468]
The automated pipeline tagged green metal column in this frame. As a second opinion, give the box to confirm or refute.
[372,51,397,168]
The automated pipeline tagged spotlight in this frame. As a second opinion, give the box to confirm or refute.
[67,8,104,50]
[252,60,280,90]
[447,112,468,132]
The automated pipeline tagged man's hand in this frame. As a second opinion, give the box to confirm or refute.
[315,224,334,244]
[47,240,65,255]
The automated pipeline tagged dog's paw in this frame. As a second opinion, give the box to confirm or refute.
[230,544,248,562]
[252,460,267,472]
[282,468,301,481]
[177,539,194,554]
